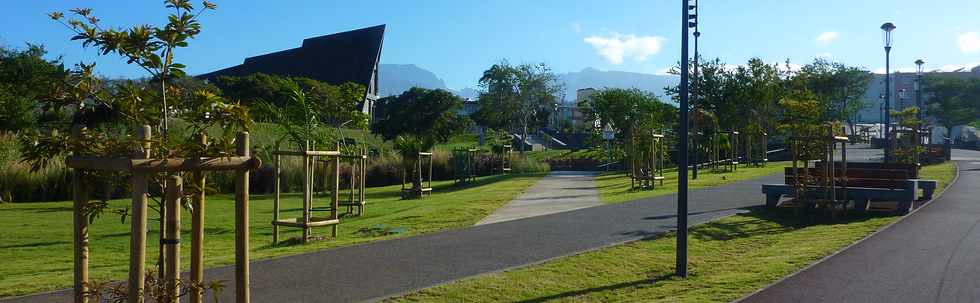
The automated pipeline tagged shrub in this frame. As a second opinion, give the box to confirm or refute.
[511,156,550,173]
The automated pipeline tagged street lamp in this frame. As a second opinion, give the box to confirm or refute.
[881,22,896,162]
[677,0,693,278]
[690,0,700,180]
[915,59,925,124]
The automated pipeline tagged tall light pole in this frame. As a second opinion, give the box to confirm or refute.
[915,59,925,124]
[677,0,693,278]
[881,22,896,162]
[690,0,700,180]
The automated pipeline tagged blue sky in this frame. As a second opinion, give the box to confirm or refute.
[3,0,980,90]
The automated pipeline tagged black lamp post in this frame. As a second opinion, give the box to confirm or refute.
[690,0,700,180]
[677,0,694,278]
[915,59,925,124]
[881,22,896,162]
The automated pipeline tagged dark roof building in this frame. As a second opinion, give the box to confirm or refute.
[198,25,386,116]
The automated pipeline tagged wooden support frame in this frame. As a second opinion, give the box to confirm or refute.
[402,152,434,199]
[499,144,512,173]
[271,144,356,244]
[789,128,849,216]
[335,147,368,216]
[743,131,769,167]
[67,125,258,303]
[712,130,739,172]
[453,147,479,184]
[629,130,665,190]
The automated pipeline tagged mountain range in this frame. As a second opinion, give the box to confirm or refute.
[378,64,678,102]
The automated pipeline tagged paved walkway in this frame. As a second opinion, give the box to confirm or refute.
[9,173,779,303]
[477,171,600,225]
[742,149,980,303]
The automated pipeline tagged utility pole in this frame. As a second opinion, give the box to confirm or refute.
[677,0,693,278]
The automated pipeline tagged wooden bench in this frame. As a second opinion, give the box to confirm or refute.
[762,162,938,214]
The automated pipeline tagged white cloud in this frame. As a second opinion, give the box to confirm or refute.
[816,52,832,59]
[570,22,582,34]
[957,32,980,53]
[815,31,839,45]
[584,33,666,65]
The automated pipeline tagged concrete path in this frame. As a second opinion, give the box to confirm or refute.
[8,172,780,303]
[742,149,980,303]
[477,171,600,225]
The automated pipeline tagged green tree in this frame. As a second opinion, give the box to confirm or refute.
[212,73,368,128]
[924,75,980,131]
[792,58,872,128]
[371,88,469,191]
[580,88,676,139]
[473,61,563,153]
[49,0,219,142]
[0,44,68,132]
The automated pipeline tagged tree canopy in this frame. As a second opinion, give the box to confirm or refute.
[371,87,470,151]
[923,75,980,130]
[579,88,676,138]
[472,61,562,151]
[210,73,368,128]
[0,45,67,132]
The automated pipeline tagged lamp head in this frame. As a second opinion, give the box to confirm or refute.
[881,22,896,48]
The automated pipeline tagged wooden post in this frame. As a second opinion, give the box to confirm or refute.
[129,125,151,303]
[302,152,311,242]
[164,175,182,299]
[331,154,340,237]
[361,149,366,212]
[234,132,251,303]
[272,154,281,244]
[70,126,89,303]
[190,134,206,303]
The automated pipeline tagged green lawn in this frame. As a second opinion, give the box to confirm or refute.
[392,162,957,303]
[596,162,790,204]
[0,173,543,298]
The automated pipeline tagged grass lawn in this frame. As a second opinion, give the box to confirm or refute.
[392,161,957,303]
[596,162,790,204]
[0,173,543,298]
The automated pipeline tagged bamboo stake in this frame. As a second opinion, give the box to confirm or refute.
[190,135,206,303]
[164,175,182,299]
[128,125,151,303]
[71,126,89,303]
[234,132,250,303]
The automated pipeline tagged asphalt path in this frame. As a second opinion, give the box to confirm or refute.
[741,149,980,303]
[7,174,781,303]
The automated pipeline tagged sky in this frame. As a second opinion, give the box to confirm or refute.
[3,0,980,90]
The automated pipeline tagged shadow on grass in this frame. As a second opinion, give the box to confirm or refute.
[515,273,677,303]
[0,240,69,249]
[690,207,892,242]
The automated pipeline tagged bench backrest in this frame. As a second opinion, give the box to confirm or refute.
[815,161,918,178]
[784,166,912,189]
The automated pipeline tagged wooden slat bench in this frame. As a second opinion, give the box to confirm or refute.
[762,162,938,214]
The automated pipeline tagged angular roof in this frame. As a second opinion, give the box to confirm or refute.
[198,25,385,91]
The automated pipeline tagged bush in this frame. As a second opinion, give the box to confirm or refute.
[511,156,550,173]
[0,133,71,203]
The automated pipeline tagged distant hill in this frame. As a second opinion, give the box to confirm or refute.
[378,64,450,96]
[378,64,679,102]
[559,67,677,102]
